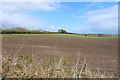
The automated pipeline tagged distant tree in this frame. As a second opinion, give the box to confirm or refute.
[98,34,104,37]
[37,29,44,32]
[58,29,67,34]
[11,27,28,31]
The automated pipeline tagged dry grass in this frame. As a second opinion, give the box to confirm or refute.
[2,54,117,78]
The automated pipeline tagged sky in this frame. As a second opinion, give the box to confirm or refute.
[1,2,118,34]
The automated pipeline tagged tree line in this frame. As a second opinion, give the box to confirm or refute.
[0,27,68,34]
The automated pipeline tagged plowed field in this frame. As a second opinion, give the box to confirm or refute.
[2,34,118,75]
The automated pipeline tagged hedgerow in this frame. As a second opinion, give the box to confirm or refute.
[1,30,57,34]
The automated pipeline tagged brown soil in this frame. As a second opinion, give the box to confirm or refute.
[2,34,118,75]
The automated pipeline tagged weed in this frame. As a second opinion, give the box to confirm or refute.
[2,54,117,78]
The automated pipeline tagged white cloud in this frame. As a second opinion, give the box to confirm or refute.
[1,2,61,29]
[42,25,61,31]
[2,13,45,30]
[72,5,118,34]
[1,0,57,2]
[2,2,61,12]
[1,0,119,2]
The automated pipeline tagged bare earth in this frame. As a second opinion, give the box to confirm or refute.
[2,34,118,75]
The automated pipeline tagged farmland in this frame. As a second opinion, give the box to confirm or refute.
[1,34,118,77]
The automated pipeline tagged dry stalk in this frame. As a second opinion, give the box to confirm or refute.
[79,56,87,78]
[72,58,79,78]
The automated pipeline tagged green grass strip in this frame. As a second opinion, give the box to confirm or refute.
[51,34,118,39]
[1,33,118,39]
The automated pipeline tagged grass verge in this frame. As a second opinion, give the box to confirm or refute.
[51,34,118,39]
[1,33,118,39]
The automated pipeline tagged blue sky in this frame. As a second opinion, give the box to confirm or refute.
[1,2,118,34]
